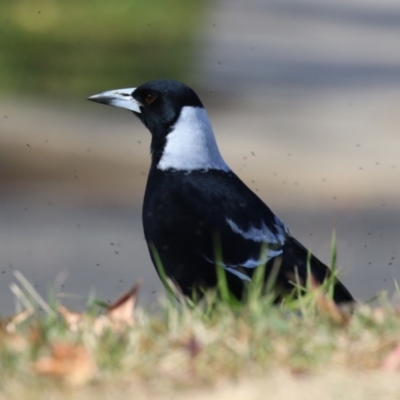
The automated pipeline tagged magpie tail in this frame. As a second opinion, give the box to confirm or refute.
[276,237,354,304]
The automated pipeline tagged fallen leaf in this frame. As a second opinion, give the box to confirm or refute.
[106,279,143,325]
[58,304,86,332]
[310,276,350,325]
[58,280,143,335]
[0,331,29,352]
[0,309,33,352]
[372,307,385,324]
[34,342,96,386]
[184,335,202,359]
[382,343,400,371]
[93,279,143,334]
[3,308,33,333]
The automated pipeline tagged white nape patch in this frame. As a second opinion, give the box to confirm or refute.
[226,216,288,245]
[157,106,230,171]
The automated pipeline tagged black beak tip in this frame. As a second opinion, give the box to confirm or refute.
[87,95,110,105]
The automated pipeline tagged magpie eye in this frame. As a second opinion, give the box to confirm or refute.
[145,93,157,105]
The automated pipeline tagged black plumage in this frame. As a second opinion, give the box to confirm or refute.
[88,79,354,304]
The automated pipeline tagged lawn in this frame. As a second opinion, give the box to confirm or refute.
[1,268,400,399]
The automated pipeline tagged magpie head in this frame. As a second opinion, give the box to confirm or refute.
[88,79,203,135]
[136,80,205,134]
[88,79,229,171]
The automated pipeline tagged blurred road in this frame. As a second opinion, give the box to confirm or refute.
[1,0,400,314]
[198,0,400,93]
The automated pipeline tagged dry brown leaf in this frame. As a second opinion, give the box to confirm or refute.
[93,279,143,334]
[106,279,143,325]
[0,331,29,352]
[184,335,202,359]
[0,309,34,352]
[372,307,386,324]
[58,280,142,335]
[3,308,33,333]
[57,304,86,332]
[310,276,350,325]
[33,342,96,386]
[382,343,400,371]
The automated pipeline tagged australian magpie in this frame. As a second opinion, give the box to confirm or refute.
[88,79,354,304]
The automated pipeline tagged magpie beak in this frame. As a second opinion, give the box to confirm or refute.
[87,88,141,113]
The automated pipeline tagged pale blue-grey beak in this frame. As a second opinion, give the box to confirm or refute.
[87,87,141,113]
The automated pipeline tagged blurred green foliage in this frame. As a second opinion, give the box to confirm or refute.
[0,0,204,97]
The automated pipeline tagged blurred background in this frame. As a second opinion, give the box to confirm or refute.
[1,0,400,314]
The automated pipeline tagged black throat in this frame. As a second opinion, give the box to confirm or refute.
[150,133,169,166]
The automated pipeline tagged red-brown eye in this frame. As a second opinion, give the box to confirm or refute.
[145,93,157,104]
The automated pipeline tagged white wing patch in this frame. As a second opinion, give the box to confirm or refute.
[157,106,230,172]
[241,247,283,267]
[226,216,288,245]
[225,267,252,282]
[224,247,283,282]
[204,242,283,283]
[216,216,289,281]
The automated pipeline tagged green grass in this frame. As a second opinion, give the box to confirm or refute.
[1,239,399,398]
[1,265,399,397]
